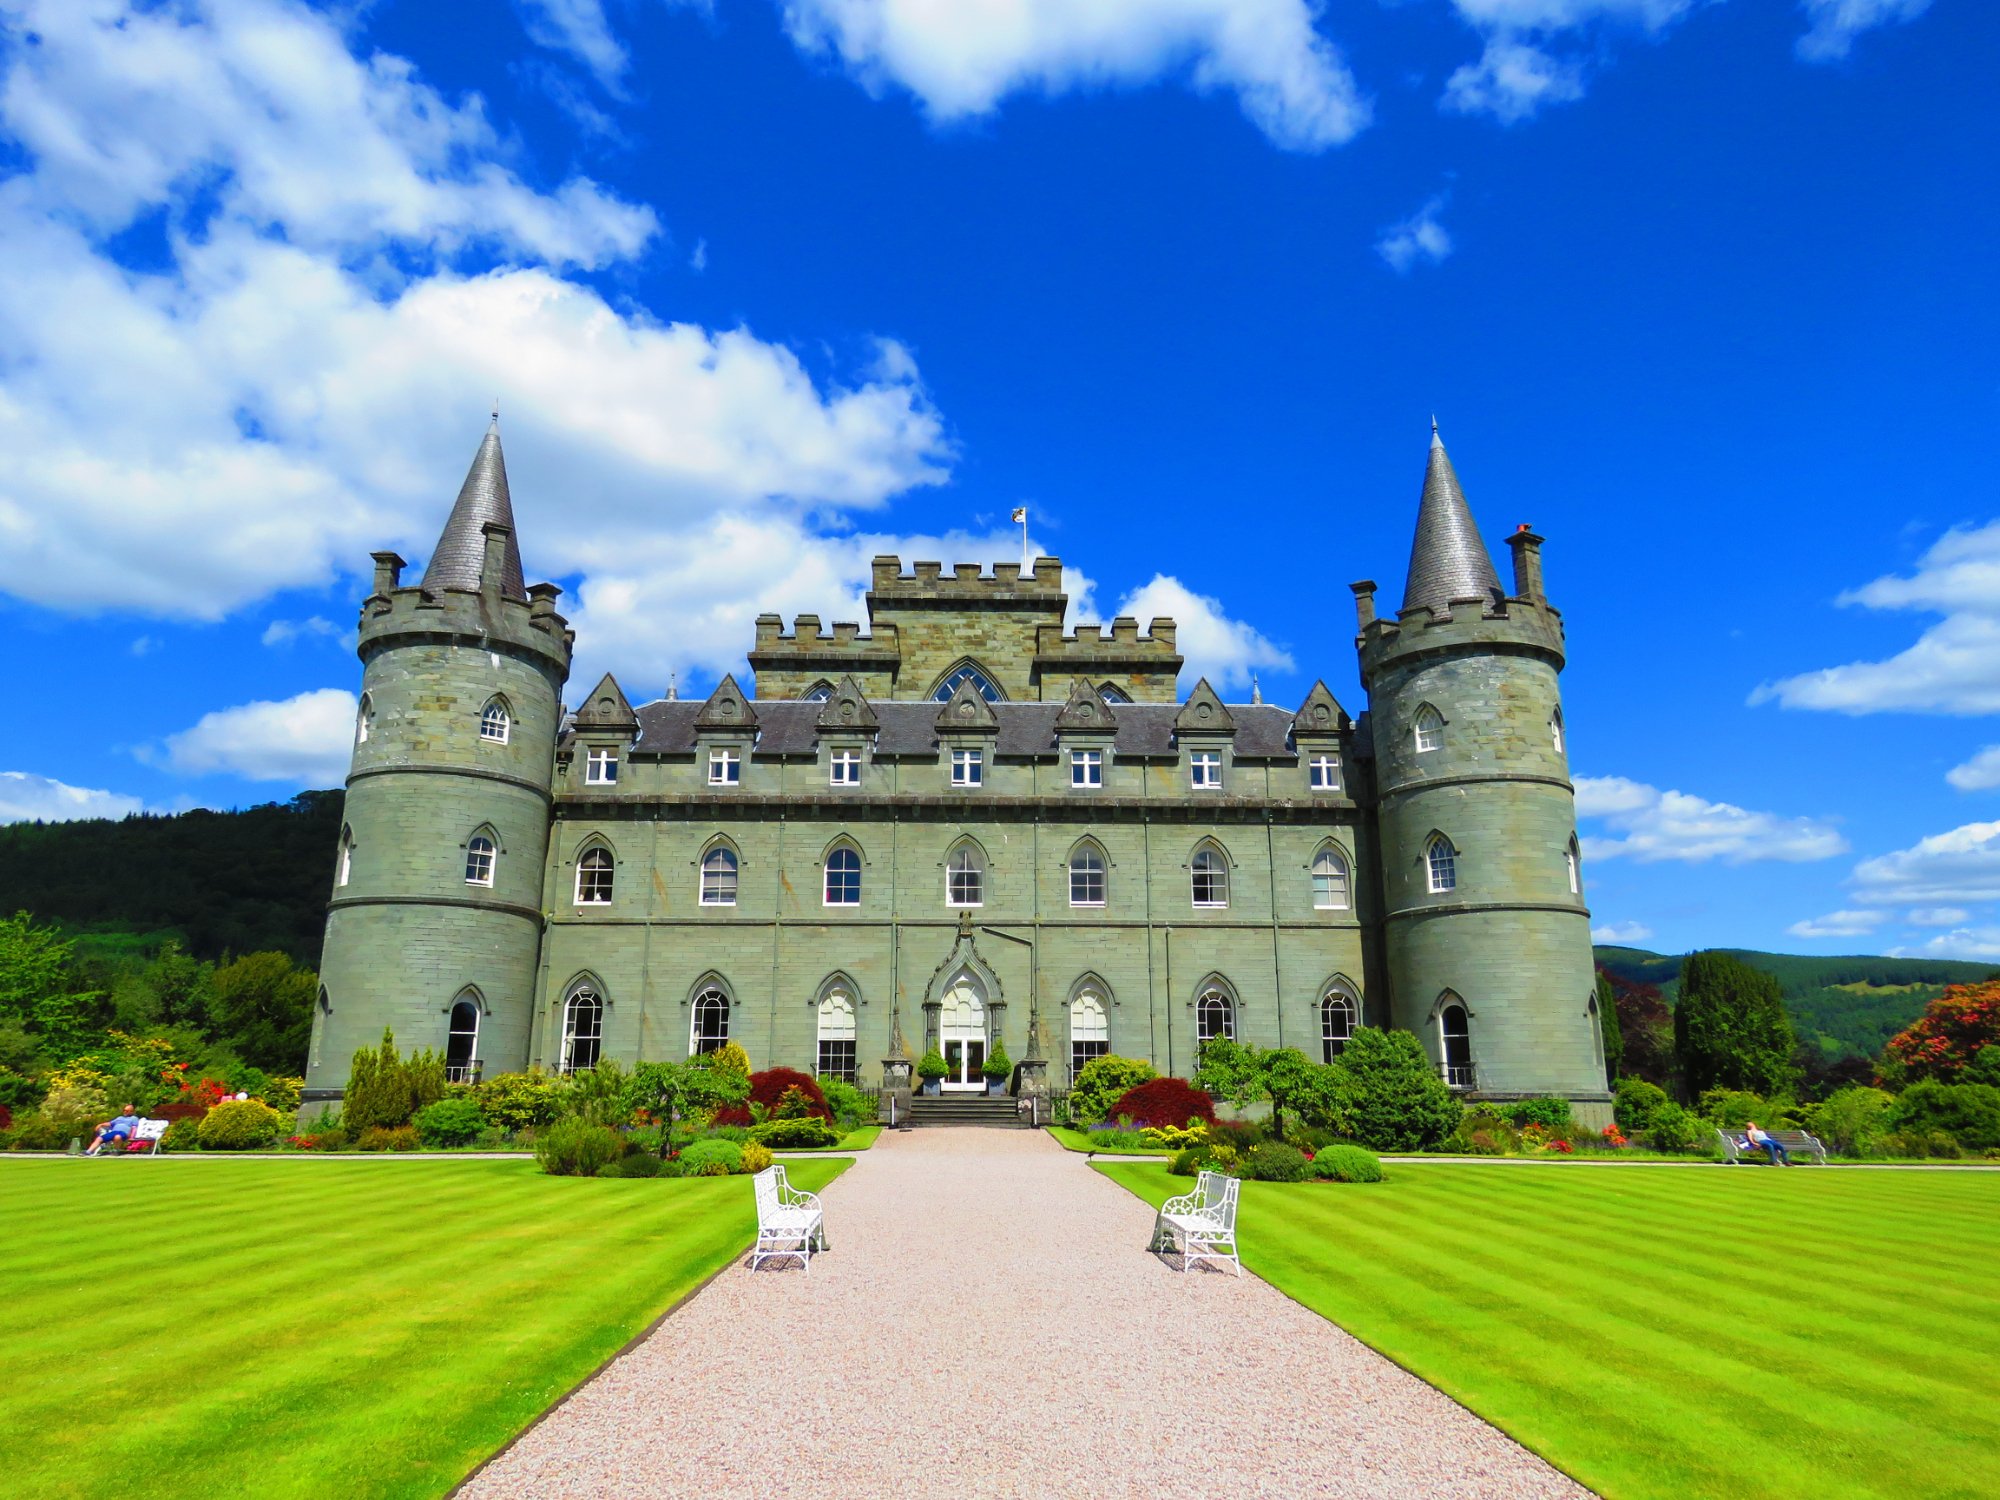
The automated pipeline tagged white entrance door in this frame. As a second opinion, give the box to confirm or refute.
[939,976,987,1092]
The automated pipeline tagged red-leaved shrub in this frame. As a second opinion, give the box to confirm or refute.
[0,1103,11,1130]
[1110,1077,1217,1129]
[710,1103,752,1127]
[749,1068,832,1121]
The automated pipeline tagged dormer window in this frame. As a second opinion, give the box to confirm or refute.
[586,747,618,785]
[708,749,739,786]
[1070,749,1102,788]
[1190,751,1221,790]
[951,748,983,787]
[830,750,861,787]
[1309,755,1341,792]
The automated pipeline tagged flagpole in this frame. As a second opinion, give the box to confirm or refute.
[1016,506,1028,574]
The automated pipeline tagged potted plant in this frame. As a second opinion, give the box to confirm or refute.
[916,1048,948,1096]
[983,1041,1012,1096]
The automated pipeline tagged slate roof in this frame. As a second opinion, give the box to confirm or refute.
[1400,427,1503,617]
[421,419,527,598]
[629,699,1310,760]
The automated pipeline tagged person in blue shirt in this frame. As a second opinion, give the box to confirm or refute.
[86,1105,140,1155]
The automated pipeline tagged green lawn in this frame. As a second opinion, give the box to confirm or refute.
[1047,1126,1174,1154]
[1100,1161,2000,1500]
[1,1156,848,1500]
[775,1124,882,1152]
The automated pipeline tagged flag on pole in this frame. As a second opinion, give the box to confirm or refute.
[1010,507,1026,523]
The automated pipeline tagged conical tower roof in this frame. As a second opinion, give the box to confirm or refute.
[421,418,526,598]
[1400,424,1502,616]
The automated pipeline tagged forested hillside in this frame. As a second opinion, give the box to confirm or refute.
[1595,944,2000,1061]
[0,792,342,968]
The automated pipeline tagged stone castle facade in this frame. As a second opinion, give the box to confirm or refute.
[302,421,1610,1121]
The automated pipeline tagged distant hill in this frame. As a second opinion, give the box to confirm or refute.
[1594,945,2000,1060]
[0,791,343,968]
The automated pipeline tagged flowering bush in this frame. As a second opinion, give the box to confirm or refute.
[1543,1137,1574,1153]
[1883,984,2000,1085]
[1110,1077,1217,1130]
[1601,1124,1629,1148]
[749,1068,832,1121]
[1140,1123,1210,1150]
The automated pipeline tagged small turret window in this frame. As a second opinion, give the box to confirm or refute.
[575,846,615,906]
[1426,835,1457,894]
[336,827,354,888]
[691,986,731,1055]
[1414,705,1444,754]
[1312,847,1350,910]
[356,694,374,745]
[1566,837,1581,895]
[1551,707,1565,755]
[465,833,496,887]
[480,699,511,744]
[700,847,738,906]
[1191,844,1230,908]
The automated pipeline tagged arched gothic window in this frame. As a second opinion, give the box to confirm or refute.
[336,826,353,888]
[464,832,496,887]
[1195,985,1235,1044]
[1191,844,1229,908]
[1069,843,1106,907]
[700,846,738,906]
[561,986,603,1074]
[1321,986,1357,1063]
[1439,996,1473,1088]
[1566,837,1581,895]
[355,694,374,745]
[824,846,862,906]
[1551,707,1565,755]
[817,984,857,1082]
[1414,704,1444,753]
[479,698,511,744]
[691,986,730,1055]
[1097,683,1131,704]
[446,993,481,1082]
[1070,987,1110,1085]
[802,681,834,703]
[932,662,1002,703]
[946,844,984,907]
[575,846,614,905]
[1426,834,1457,894]
[1312,847,1350,910]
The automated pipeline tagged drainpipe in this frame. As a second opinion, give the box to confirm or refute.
[1266,810,1283,1050]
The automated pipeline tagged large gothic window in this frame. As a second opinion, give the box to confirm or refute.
[1191,844,1229,908]
[1195,985,1235,1044]
[824,845,862,906]
[691,987,731,1054]
[932,663,1002,703]
[1439,996,1473,1088]
[561,986,603,1074]
[700,846,738,906]
[1070,987,1110,1085]
[1069,843,1106,907]
[946,844,984,907]
[1426,835,1458,894]
[575,846,614,905]
[446,993,482,1083]
[817,984,857,1082]
[1312,847,1350,910]
[464,832,497,887]
[1321,985,1357,1063]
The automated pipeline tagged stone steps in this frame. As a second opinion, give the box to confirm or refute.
[907,1094,1030,1128]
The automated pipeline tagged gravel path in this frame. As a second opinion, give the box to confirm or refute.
[459,1129,1591,1500]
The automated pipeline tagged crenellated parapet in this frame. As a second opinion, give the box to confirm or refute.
[1354,586,1566,678]
[358,541,573,679]
[868,555,1064,600]
[748,613,901,699]
[1031,616,1181,702]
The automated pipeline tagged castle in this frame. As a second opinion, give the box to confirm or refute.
[301,420,1610,1123]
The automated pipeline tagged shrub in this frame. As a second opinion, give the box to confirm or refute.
[160,1117,202,1153]
[534,1117,622,1176]
[39,1082,111,1132]
[1884,1128,1962,1159]
[475,1070,564,1130]
[740,1140,774,1173]
[1246,1141,1310,1182]
[196,1098,284,1150]
[1886,1080,2000,1152]
[558,1058,633,1128]
[1501,1097,1572,1130]
[1111,1077,1217,1130]
[817,1075,874,1126]
[609,1153,662,1178]
[1140,1123,1209,1150]
[749,1116,841,1149]
[1325,1029,1461,1151]
[1811,1086,1894,1157]
[1312,1145,1385,1182]
[748,1068,832,1121]
[9,1113,73,1150]
[413,1096,488,1149]
[1613,1077,1669,1134]
[1168,1145,1205,1176]
[711,1041,752,1088]
[1085,1129,1161,1152]
[679,1138,745,1174]
[916,1048,949,1082]
[1645,1102,1703,1154]
[984,1040,1012,1082]
[1070,1055,1159,1126]
[1697,1089,1769,1130]
[356,1125,420,1152]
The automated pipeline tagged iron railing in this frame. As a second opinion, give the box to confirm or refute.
[445,1060,483,1085]
[1441,1062,1477,1090]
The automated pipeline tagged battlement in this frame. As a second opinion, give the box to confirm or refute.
[1355,590,1566,678]
[1031,616,1182,703]
[359,568,573,675]
[869,554,1064,599]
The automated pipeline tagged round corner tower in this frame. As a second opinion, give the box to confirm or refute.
[302,421,573,1111]
[1357,427,1608,1124]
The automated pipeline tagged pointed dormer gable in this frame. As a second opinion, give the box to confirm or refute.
[935,675,999,734]
[695,673,758,733]
[1293,680,1349,738]
[572,673,637,733]
[1053,676,1113,734]
[815,674,880,734]
[422,417,527,599]
[1174,677,1236,735]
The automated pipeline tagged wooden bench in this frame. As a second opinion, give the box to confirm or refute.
[87,1119,168,1156]
[1717,1128,1827,1165]
[750,1164,828,1273]
[1150,1168,1241,1275]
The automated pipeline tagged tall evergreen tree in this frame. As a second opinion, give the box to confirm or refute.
[1596,969,1624,1085]
[1674,951,1797,1099]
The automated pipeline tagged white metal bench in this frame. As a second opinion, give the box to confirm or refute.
[1150,1168,1241,1275]
[1717,1127,1827,1165]
[750,1164,828,1273]
[89,1119,168,1156]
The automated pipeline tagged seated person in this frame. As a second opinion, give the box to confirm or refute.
[1744,1119,1792,1166]
[86,1104,141,1155]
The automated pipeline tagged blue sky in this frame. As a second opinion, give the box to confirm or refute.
[1,0,1994,962]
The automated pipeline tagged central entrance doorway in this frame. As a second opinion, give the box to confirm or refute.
[939,975,987,1092]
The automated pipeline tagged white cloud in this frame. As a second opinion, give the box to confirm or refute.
[262,616,345,648]
[1441,38,1584,123]
[160,687,358,785]
[1575,774,1847,863]
[517,0,633,90]
[690,237,708,272]
[778,0,1371,151]
[1850,820,2000,907]
[130,635,159,657]
[1590,920,1654,944]
[1754,522,2000,716]
[0,771,147,824]
[1907,906,1970,927]
[1909,927,2000,962]
[1947,746,2000,792]
[1376,194,1453,273]
[1795,0,1932,62]
[1104,574,1291,693]
[1785,909,1886,939]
